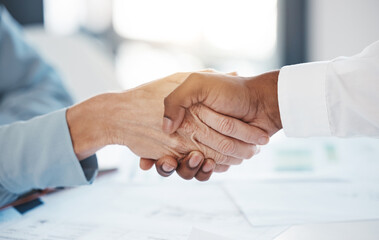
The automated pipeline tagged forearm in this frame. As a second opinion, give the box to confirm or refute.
[66,89,175,162]
[66,91,150,160]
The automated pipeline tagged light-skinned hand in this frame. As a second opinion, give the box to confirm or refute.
[67,71,267,180]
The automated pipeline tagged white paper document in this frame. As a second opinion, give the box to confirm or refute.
[274,220,379,240]
[0,181,283,240]
[188,228,232,240]
[226,181,379,226]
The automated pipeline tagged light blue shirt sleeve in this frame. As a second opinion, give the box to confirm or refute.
[0,6,98,207]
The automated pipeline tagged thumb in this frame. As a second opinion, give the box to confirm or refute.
[162,74,205,134]
[162,95,186,134]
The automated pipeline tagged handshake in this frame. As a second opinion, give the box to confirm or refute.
[67,70,283,181]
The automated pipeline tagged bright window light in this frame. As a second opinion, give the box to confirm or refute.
[202,0,277,59]
[44,0,112,34]
[113,0,201,44]
[113,0,277,59]
[116,43,203,89]
[82,0,112,33]
[44,0,85,35]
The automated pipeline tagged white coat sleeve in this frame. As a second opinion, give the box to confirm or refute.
[278,40,379,137]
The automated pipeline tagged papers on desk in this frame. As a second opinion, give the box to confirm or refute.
[188,228,232,240]
[3,174,379,239]
[0,181,285,240]
[274,220,379,240]
[226,180,379,226]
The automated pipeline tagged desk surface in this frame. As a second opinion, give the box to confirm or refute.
[0,176,287,240]
[2,172,379,239]
[1,137,379,240]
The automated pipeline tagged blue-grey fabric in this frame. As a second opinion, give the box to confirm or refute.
[0,6,98,207]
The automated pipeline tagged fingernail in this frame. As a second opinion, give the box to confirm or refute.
[162,163,175,173]
[258,136,269,145]
[202,162,214,172]
[162,117,173,134]
[189,154,202,168]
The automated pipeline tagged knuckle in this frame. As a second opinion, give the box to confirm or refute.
[195,106,211,128]
[196,123,211,141]
[218,117,236,136]
[217,138,236,155]
[189,104,202,118]
[179,117,194,135]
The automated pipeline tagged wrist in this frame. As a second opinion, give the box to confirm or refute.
[66,93,115,160]
[262,70,282,131]
[245,70,282,135]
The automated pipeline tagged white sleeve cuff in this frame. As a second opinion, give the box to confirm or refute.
[278,61,332,137]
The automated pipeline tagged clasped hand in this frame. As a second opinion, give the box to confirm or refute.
[139,70,282,180]
[67,70,281,181]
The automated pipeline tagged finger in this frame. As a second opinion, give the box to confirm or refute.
[201,158,216,172]
[155,155,178,177]
[194,124,258,159]
[140,158,155,171]
[214,164,230,173]
[197,106,269,145]
[163,73,208,134]
[198,142,244,165]
[195,159,215,182]
[176,151,204,180]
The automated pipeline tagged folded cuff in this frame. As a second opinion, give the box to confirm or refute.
[278,61,331,137]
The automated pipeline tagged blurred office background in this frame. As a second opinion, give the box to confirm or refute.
[1,0,379,182]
